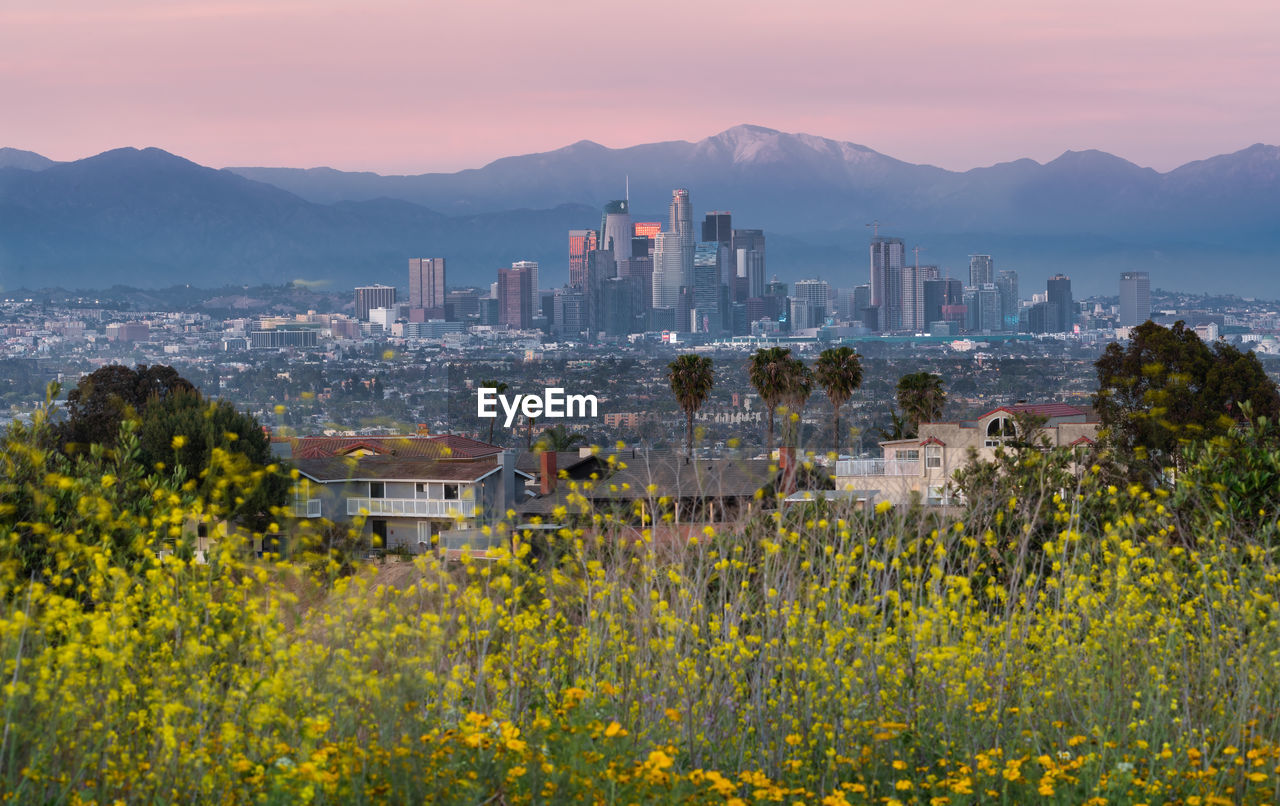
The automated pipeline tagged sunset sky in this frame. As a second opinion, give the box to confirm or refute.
[2,0,1276,173]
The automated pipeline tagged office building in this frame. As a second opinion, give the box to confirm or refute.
[902,264,939,331]
[408,258,446,313]
[651,231,686,312]
[692,242,724,334]
[852,284,872,326]
[1047,274,1074,333]
[969,255,994,287]
[669,188,694,243]
[553,287,587,337]
[568,230,599,289]
[497,266,534,329]
[511,260,539,297]
[355,285,397,322]
[793,279,831,324]
[1119,271,1151,326]
[600,201,633,264]
[870,236,905,331]
[996,270,1019,330]
[922,278,963,327]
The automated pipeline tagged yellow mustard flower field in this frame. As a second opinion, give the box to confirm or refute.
[3,404,1280,804]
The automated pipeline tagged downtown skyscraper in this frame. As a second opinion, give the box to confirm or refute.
[408,258,446,313]
[1119,271,1151,326]
[869,235,905,331]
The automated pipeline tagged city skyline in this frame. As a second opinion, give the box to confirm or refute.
[3,1,1277,173]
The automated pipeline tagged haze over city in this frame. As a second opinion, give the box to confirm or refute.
[3,0,1278,173]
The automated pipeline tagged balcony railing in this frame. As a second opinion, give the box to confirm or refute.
[835,458,920,477]
[348,497,478,518]
[292,499,322,518]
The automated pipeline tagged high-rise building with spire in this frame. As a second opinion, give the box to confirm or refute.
[600,200,632,264]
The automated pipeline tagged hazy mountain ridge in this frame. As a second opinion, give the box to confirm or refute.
[1,127,1279,294]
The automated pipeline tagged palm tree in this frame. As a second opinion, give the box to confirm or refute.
[534,424,588,453]
[479,379,508,445]
[778,357,813,449]
[667,354,714,458]
[748,346,792,455]
[896,372,946,436]
[814,346,864,456]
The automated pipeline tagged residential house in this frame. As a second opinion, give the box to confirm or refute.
[836,403,1099,506]
[293,451,532,552]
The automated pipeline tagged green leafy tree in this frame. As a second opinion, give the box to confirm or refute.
[814,346,863,456]
[1093,320,1280,475]
[667,354,715,458]
[896,372,946,437]
[748,347,793,455]
[136,388,287,528]
[57,364,194,453]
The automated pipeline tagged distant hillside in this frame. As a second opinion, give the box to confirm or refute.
[3,127,1279,294]
[0,148,593,290]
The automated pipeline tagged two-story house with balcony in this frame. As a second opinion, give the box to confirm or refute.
[293,450,532,552]
[835,403,1099,506]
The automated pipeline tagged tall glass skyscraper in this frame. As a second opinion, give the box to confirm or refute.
[600,201,632,263]
[692,242,724,334]
[1047,274,1074,333]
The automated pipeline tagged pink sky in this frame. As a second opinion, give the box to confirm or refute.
[2,0,1277,173]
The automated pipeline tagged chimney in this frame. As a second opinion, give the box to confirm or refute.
[779,446,797,495]
[500,450,517,510]
[540,451,557,495]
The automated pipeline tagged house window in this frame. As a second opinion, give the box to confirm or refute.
[894,449,920,462]
[925,445,942,468]
[416,483,429,494]
[369,481,385,499]
[371,519,387,544]
[443,483,460,500]
[985,417,1015,447]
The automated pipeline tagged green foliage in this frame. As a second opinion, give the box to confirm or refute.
[1171,410,1280,546]
[895,371,946,435]
[667,354,714,457]
[57,363,194,454]
[136,388,287,529]
[814,346,864,455]
[534,424,588,453]
[1094,320,1280,477]
[747,347,792,454]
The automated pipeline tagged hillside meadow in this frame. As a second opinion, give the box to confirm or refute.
[3,397,1280,804]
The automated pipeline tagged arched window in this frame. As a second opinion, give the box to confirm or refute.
[985,417,1016,446]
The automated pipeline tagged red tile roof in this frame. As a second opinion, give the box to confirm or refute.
[983,403,1087,420]
[292,434,502,460]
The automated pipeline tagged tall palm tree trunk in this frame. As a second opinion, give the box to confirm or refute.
[686,410,695,458]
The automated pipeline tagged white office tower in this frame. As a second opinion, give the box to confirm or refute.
[793,279,832,322]
[651,231,686,310]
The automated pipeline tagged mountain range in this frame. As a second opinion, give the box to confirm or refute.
[2,125,1278,296]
